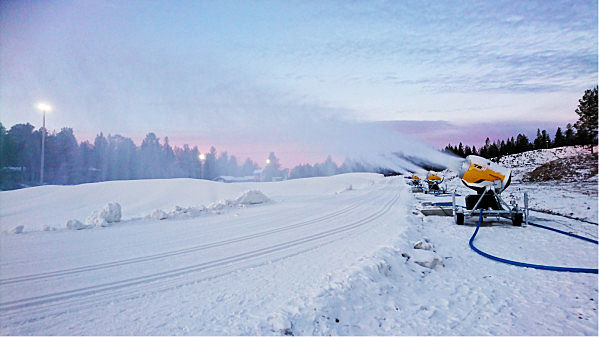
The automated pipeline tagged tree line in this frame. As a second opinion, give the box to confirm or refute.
[444,86,598,158]
[0,123,360,190]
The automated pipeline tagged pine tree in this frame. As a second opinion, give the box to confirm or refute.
[574,86,598,145]
[553,127,565,147]
[565,123,576,146]
[94,133,108,181]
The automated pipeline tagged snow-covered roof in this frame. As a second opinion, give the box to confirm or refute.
[214,176,257,182]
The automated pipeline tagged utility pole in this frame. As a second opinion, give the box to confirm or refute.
[37,103,51,185]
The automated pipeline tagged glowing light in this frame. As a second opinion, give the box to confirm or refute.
[36,102,52,112]
[199,153,206,161]
[266,158,271,164]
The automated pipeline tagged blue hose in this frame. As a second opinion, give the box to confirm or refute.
[469,210,598,274]
[527,222,598,244]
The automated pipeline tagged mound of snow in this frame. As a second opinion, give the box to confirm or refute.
[236,190,270,205]
[66,219,88,230]
[413,239,432,250]
[10,225,24,234]
[85,202,122,227]
[409,249,444,269]
[150,209,168,220]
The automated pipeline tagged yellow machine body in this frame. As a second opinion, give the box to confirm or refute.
[427,173,443,181]
[458,155,511,193]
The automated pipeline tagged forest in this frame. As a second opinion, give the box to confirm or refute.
[0,124,351,190]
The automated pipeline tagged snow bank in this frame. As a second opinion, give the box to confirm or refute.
[66,219,88,230]
[10,225,24,234]
[407,249,444,269]
[236,190,270,205]
[260,231,448,335]
[141,190,271,223]
[84,202,122,227]
[150,209,168,220]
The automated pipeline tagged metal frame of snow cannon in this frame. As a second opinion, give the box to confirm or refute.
[452,155,529,226]
[425,176,446,195]
[452,184,528,226]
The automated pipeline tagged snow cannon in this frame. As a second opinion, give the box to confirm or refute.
[452,155,527,226]
[405,173,426,192]
[457,155,511,194]
[425,172,446,194]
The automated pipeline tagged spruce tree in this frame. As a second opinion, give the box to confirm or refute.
[574,86,598,145]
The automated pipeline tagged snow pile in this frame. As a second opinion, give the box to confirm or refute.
[84,202,122,227]
[141,191,271,222]
[335,184,354,194]
[10,225,24,234]
[66,219,88,230]
[264,242,440,335]
[408,249,444,269]
[235,190,270,205]
[150,209,169,220]
[413,239,432,250]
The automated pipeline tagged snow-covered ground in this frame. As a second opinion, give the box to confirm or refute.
[497,145,597,182]
[0,157,597,335]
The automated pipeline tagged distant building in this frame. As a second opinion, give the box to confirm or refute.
[213,175,259,183]
[253,169,263,182]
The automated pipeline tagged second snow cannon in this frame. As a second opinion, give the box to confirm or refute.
[425,171,445,194]
[452,155,528,226]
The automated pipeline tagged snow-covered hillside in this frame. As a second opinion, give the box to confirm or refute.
[0,169,597,335]
[497,145,597,182]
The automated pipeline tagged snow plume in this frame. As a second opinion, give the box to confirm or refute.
[185,80,464,173]
[314,119,465,173]
[204,103,465,173]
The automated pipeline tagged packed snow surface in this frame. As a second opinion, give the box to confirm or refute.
[0,170,597,335]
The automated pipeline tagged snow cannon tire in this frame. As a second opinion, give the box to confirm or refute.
[512,213,523,226]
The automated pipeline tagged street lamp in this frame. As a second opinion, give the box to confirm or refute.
[266,158,271,165]
[36,103,52,185]
[199,153,206,179]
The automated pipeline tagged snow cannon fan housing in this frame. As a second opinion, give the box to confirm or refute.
[458,155,512,194]
[426,172,443,182]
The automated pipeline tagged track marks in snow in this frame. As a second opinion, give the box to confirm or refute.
[0,193,370,286]
[0,188,402,325]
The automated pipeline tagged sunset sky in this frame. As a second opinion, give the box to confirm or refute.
[1,0,596,167]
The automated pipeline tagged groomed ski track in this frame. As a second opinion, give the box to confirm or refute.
[0,176,410,334]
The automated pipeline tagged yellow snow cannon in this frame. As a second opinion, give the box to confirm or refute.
[452,155,528,226]
[405,173,425,192]
[425,172,446,194]
[457,155,511,194]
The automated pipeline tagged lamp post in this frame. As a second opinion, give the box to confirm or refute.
[36,103,52,185]
[199,153,206,179]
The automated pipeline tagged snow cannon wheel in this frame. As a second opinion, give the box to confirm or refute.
[512,213,523,226]
[455,212,464,225]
